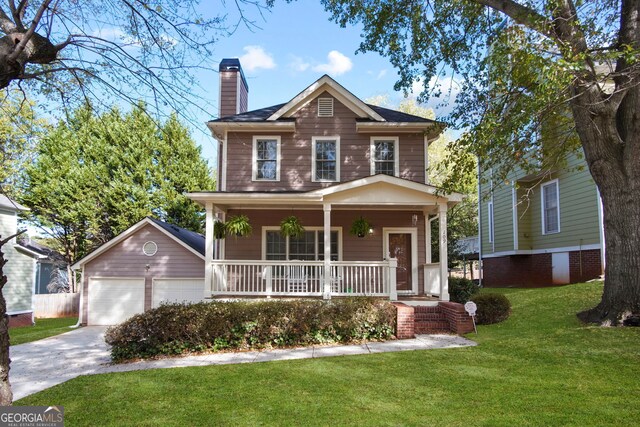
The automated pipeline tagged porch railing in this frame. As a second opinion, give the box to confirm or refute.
[211,260,397,299]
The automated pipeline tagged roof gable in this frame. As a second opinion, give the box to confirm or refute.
[267,75,385,122]
[71,218,205,269]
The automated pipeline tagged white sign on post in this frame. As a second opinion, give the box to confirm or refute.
[464,301,478,334]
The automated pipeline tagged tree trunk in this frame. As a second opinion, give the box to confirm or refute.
[0,234,16,405]
[572,79,640,325]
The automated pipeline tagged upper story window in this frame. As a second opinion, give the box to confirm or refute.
[312,136,340,182]
[370,137,399,176]
[317,98,334,117]
[541,179,560,234]
[253,136,280,181]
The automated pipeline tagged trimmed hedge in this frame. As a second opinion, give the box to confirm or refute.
[473,293,512,325]
[105,298,396,361]
[449,277,479,304]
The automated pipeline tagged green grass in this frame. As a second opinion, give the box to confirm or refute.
[17,283,640,426]
[10,317,78,345]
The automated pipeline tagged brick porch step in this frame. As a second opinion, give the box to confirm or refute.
[415,320,451,334]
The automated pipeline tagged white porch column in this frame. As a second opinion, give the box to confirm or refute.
[424,208,432,264]
[323,203,331,300]
[439,202,450,301]
[204,203,214,298]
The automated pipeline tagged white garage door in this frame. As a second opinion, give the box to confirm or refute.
[152,278,205,308]
[88,278,145,325]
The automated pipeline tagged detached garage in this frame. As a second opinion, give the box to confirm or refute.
[72,217,205,325]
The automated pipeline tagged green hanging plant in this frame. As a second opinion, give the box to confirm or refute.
[225,215,252,237]
[214,221,226,239]
[350,216,372,238]
[280,215,305,238]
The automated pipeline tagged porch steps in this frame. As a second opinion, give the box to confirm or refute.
[413,306,451,334]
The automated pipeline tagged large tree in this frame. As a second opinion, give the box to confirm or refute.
[0,0,265,120]
[21,104,215,269]
[320,0,639,325]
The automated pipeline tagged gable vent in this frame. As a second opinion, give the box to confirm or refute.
[318,98,334,117]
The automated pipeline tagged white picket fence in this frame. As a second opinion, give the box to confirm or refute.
[34,293,80,318]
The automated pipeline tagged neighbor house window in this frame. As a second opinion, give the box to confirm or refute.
[253,136,281,181]
[541,180,560,234]
[312,137,340,182]
[487,201,494,243]
[264,228,340,261]
[370,137,399,176]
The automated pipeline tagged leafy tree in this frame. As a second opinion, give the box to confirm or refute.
[0,91,48,199]
[21,104,215,269]
[321,0,639,325]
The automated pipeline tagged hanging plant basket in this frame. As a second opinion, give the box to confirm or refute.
[350,216,372,238]
[280,215,305,238]
[214,221,226,239]
[225,215,252,237]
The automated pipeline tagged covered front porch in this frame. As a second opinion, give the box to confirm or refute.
[188,175,462,301]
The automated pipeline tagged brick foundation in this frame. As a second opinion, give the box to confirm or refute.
[8,312,34,328]
[483,249,602,287]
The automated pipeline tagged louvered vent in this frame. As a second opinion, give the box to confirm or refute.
[318,98,334,117]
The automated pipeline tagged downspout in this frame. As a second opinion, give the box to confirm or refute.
[69,266,84,328]
[477,159,483,288]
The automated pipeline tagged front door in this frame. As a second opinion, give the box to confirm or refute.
[389,233,412,291]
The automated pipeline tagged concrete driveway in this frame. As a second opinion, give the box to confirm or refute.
[10,326,111,401]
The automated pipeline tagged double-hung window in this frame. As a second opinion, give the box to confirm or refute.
[264,228,340,261]
[312,136,340,182]
[370,137,399,176]
[253,136,280,181]
[541,180,560,234]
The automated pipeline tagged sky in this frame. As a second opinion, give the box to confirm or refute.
[189,1,460,169]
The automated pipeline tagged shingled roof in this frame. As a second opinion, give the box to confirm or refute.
[209,102,436,124]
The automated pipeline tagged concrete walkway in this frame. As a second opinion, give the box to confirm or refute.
[10,326,476,400]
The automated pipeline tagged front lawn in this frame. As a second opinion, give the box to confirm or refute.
[17,283,640,426]
[10,317,78,346]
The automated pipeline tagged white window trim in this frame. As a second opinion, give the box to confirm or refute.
[311,136,340,183]
[252,135,281,182]
[370,136,400,177]
[541,179,561,235]
[488,201,494,243]
[261,226,343,260]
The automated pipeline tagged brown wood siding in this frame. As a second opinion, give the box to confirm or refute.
[224,92,426,191]
[224,208,427,294]
[82,224,204,322]
[219,71,239,118]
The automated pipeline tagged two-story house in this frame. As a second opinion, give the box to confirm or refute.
[479,152,604,287]
[188,58,463,302]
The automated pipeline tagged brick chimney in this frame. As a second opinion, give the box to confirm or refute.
[218,58,249,118]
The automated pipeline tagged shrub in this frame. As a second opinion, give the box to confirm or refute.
[105,298,396,361]
[449,277,479,303]
[472,293,512,325]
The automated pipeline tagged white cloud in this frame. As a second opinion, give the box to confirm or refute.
[239,46,276,72]
[409,76,463,116]
[376,69,387,80]
[288,55,310,72]
[312,50,353,76]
